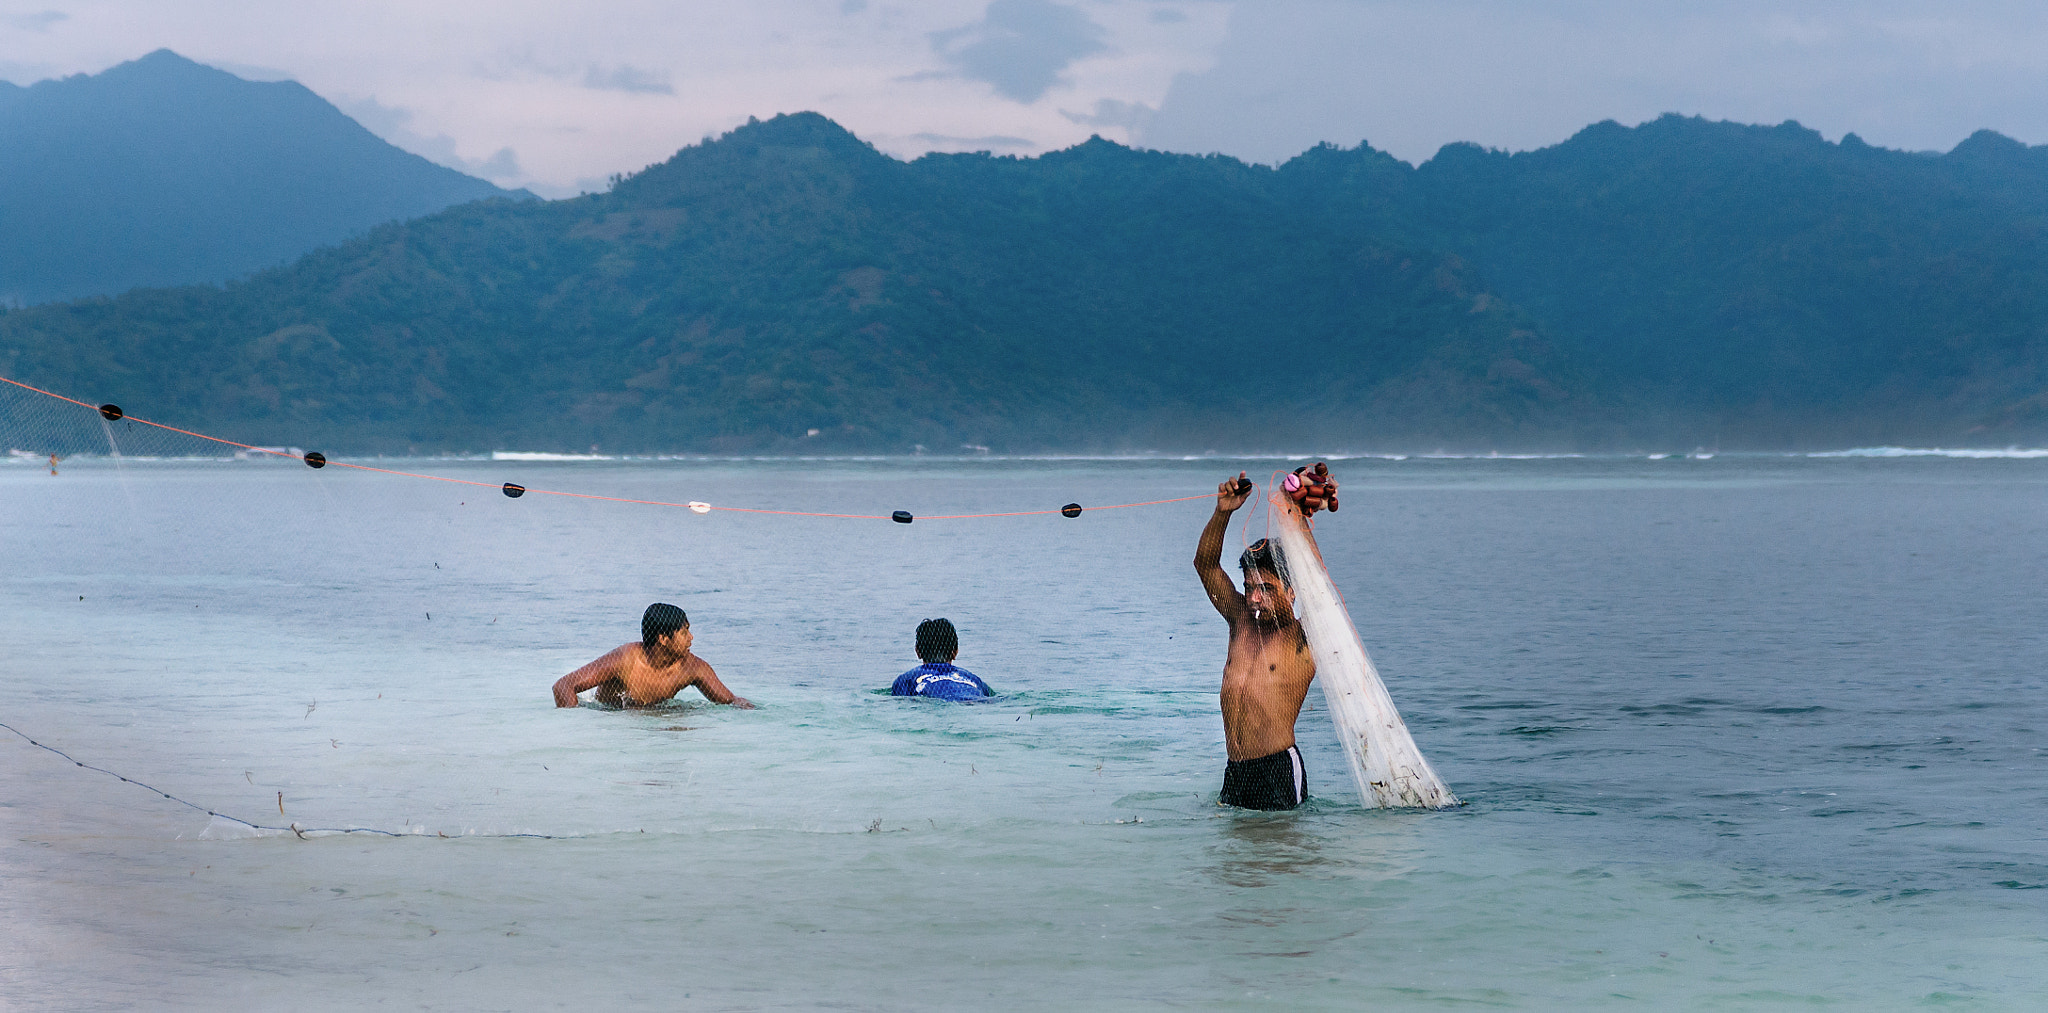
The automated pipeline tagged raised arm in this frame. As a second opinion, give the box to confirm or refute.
[553,646,627,707]
[687,660,754,709]
[1195,472,1252,622]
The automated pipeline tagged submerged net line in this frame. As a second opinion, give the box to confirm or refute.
[0,375,1210,521]
[0,720,567,840]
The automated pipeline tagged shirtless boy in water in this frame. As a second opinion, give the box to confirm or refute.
[552,603,753,709]
[1194,472,1320,809]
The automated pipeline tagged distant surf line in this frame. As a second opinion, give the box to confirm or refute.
[1805,447,2048,459]
[14,448,2048,465]
[9,374,2045,465]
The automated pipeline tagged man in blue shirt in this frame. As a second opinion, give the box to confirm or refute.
[889,618,993,700]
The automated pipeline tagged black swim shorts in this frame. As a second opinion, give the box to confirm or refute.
[1219,744,1306,811]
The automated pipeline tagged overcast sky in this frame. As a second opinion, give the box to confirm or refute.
[6,1,2048,196]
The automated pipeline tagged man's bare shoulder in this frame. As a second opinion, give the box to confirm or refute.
[595,643,644,667]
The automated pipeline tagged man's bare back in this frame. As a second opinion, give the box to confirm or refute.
[1196,472,1320,809]
[552,614,752,709]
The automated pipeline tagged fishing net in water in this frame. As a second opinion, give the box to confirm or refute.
[1258,466,1458,808]
[0,374,1454,841]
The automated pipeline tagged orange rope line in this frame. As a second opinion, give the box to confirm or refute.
[2,375,1216,522]
[921,493,1213,520]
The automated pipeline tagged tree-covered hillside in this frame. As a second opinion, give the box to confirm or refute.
[6,110,2048,453]
[0,113,1574,453]
[1279,115,2048,445]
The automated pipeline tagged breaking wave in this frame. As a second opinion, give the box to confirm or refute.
[1808,447,2048,459]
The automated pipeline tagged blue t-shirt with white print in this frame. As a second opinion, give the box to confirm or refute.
[890,662,993,700]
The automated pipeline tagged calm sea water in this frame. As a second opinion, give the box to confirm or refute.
[2,454,2045,1009]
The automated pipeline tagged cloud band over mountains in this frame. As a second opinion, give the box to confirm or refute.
[5,2,2048,197]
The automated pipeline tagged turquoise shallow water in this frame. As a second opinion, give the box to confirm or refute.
[3,452,2046,1008]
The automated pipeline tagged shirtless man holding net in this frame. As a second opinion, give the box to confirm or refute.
[1194,471,1328,810]
[552,603,753,709]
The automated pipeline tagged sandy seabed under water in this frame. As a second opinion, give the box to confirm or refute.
[3,454,2046,1009]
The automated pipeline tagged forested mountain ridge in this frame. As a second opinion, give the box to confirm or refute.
[0,50,525,305]
[0,113,1576,453]
[1277,115,2048,444]
[5,110,2048,453]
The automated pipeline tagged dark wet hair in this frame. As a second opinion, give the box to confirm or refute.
[916,618,959,663]
[1238,538,1289,584]
[642,603,689,650]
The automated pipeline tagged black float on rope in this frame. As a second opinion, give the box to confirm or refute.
[303,452,327,469]
[1061,503,1083,518]
[503,482,526,498]
[891,510,913,524]
[97,404,123,421]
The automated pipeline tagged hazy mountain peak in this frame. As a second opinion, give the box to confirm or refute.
[701,111,883,162]
[105,48,221,78]
[0,51,522,305]
[1948,128,2030,161]
[26,48,268,105]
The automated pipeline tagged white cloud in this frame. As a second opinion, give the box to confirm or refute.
[583,63,672,95]
[471,146,520,179]
[929,0,1108,102]
[26,1,2048,194]
[3,9,66,33]
[907,130,1036,150]
[0,1,1229,191]
[1061,97,1155,133]
[1140,0,2048,165]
